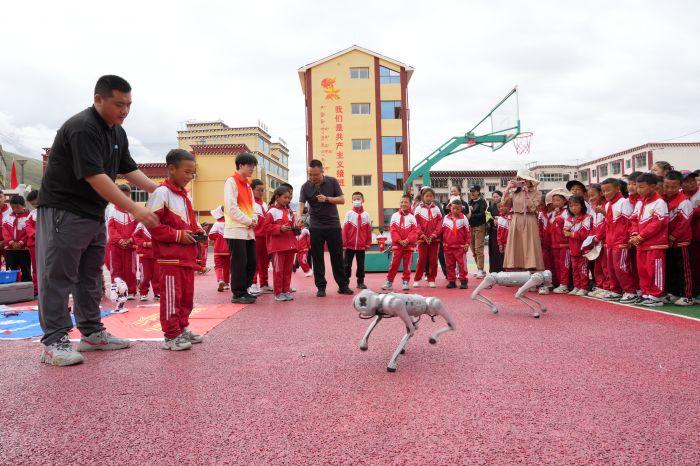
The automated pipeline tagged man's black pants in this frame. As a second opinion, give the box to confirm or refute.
[228,239,257,298]
[310,227,347,290]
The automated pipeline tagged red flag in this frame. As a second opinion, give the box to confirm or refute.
[10,160,18,189]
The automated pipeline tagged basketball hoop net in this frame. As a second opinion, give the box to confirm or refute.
[513,132,533,156]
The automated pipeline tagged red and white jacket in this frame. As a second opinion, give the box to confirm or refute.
[497,214,511,248]
[342,207,372,251]
[414,203,443,243]
[548,208,569,249]
[265,205,298,253]
[25,209,37,249]
[441,213,470,249]
[537,210,551,249]
[604,193,633,248]
[133,223,155,260]
[631,192,669,251]
[296,228,310,252]
[107,206,136,250]
[665,192,692,247]
[0,204,10,222]
[253,198,268,239]
[208,218,229,255]
[376,232,388,252]
[686,187,700,241]
[389,210,418,251]
[2,210,30,250]
[564,213,592,257]
[589,201,606,243]
[146,180,202,268]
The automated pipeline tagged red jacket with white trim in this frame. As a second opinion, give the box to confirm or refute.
[548,208,569,248]
[497,214,510,248]
[208,219,229,254]
[538,210,550,248]
[342,207,372,250]
[686,187,700,241]
[604,193,633,248]
[631,192,668,251]
[441,213,470,249]
[25,210,37,248]
[2,210,30,250]
[133,223,155,259]
[589,200,606,242]
[376,232,388,252]
[296,228,311,252]
[146,181,202,268]
[414,203,443,243]
[389,210,418,251]
[107,206,136,249]
[564,213,592,257]
[253,198,268,239]
[265,206,298,253]
[666,192,692,246]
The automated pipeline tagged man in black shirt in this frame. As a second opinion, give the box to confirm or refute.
[468,185,488,279]
[296,159,352,297]
[37,75,159,366]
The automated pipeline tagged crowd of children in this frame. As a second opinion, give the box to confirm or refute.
[1,189,39,296]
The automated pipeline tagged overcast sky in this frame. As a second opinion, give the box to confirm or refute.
[1,0,698,190]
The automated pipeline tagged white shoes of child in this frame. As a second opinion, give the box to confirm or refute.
[552,285,569,294]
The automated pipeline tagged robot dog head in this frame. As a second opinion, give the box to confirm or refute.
[353,289,381,317]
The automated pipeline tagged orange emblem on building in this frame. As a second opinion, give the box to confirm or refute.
[321,77,340,100]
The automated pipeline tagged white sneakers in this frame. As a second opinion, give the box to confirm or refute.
[77,330,131,352]
[382,281,393,290]
[674,297,694,306]
[161,334,192,351]
[428,282,436,288]
[40,336,85,366]
[475,270,486,279]
[259,285,274,294]
[619,293,639,304]
[401,281,410,291]
[413,281,420,288]
[552,285,569,294]
[249,284,261,295]
[304,271,313,277]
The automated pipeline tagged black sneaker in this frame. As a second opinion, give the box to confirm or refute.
[446,281,456,289]
[338,287,354,295]
[231,295,256,304]
[357,280,367,290]
[316,288,326,297]
[460,280,468,289]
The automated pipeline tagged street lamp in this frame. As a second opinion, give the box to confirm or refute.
[16,159,27,185]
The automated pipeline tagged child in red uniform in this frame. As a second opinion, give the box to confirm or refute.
[497,204,511,255]
[107,184,137,298]
[600,178,637,303]
[663,171,694,306]
[413,188,442,288]
[24,190,39,295]
[537,195,553,293]
[681,171,700,302]
[442,198,471,289]
[2,195,31,283]
[587,184,609,298]
[626,172,643,296]
[629,173,669,307]
[342,192,372,290]
[133,222,160,301]
[564,196,592,296]
[547,189,571,294]
[251,179,272,295]
[207,206,230,292]
[376,229,388,253]
[265,186,298,302]
[296,227,312,276]
[383,195,418,291]
[0,190,10,270]
[147,149,206,351]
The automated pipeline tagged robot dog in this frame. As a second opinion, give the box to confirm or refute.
[108,277,129,314]
[352,289,455,372]
[471,270,553,318]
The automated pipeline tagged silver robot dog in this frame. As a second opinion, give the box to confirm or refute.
[352,289,455,372]
[471,271,553,318]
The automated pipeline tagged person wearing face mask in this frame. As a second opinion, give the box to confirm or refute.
[342,192,372,289]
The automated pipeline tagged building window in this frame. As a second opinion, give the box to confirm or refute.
[634,153,647,169]
[592,169,597,178]
[350,67,369,79]
[598,164,608,177]
[381,101,402,119]
[563,174,570,181]
[383,208,398,228]
[537,173,572,182]
[351,103,371,115]
[611,161,621,175]
[130,187,148,203]
[432,178,448,188]
[500,177,510,188]
[625,159,631,169]
[352,139,371,151]
[580,171,589,182]
[258,137,269,154]
[352,175,372,186]
[383,172,404,191]
[381,136,403,155]
[466,178,485,189]
[379,66,400,84]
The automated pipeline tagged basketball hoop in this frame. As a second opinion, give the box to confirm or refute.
[513,132,533,156]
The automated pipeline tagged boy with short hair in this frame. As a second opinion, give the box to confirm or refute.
[342,192,372,289]
[107,184,137,298]
[2,195,32,283]
[383,195,418,291]
[663,171,693,305]
[442,198,470,289]
[147,149,207,350]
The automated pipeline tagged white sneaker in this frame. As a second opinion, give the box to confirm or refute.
[476,270,486,279]
[382,281,393,290]
[568,288,580,295]
[603,291,622,301]
[40,336,84,366]
[674,297,694,306]
[413,281,420,288]
[620,293,638,304]
[161,334,192,351]
[77,330,131,352]
[259,285,274,294]
[590,289,606,298]
[304,271,313,277]
[127,294,136,301]
[538,286,550,295]
[663,293,680,304]
[290,287,297,293]
[249,284,261,295]
[182,327,204,344]
[428,281,436,288]
[284,293,294,301]
[576,289,588,296]
[553,285,569,294]
[402,281,410,291]
[275,294,287,301]
[640,296,663,307]
[139,295,148,302]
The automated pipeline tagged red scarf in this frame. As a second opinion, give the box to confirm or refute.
[641,191,660,210]
[163,179,198,230]
[450,213,461,235]
[605,192,622,219]
[665,191,688,211]
[425,203,434,220]
[399,209,410,227]
[276,203,291,225]
[353,207,364,230]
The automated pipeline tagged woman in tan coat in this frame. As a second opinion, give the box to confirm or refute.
[501,171,544,271]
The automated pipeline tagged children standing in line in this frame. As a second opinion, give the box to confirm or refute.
[24,190,39,296]
[629,173,669,307]
[2,195,32,283]
[251,179,272,295]
[548,189,571,294]
[107,184,137,298]
[133,222,160,301]
[564,196,592,296]
[383,195,418,291]
[265,186,298,302]
[342,192,372,290]
[441,198,470,289]
[296,226,312,277]
[681,171,700,302]
[147,149,206,351]
[207,206,230,293]
[663,171,694,306]
[413,188,442,288]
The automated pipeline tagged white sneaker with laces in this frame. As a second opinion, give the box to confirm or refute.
[413,281,420,288]
[476,270,486,279]
[284,293,294,301]
[576,289,588,296]
[275,294,287,301]
[40,336,84,366]
[77,330,131,352]
[674,297,694,306]
[182,327,204,344]
[568,288,580,295]
[249,284,261,295]
[640,296,663,307]
[603,291,622,301]
[259,285,274,294]
[139,295,148,302]
[428,281,436,288]
[402,281,410,291]
[620,293,638,303]
[304,271,313,277]
[382,281,393,290]
[538,286,550,295]
[161,334,192,351]
[663,294,680,304]
[552,285,569,294]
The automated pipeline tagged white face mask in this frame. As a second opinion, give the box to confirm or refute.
[353,200,362,208]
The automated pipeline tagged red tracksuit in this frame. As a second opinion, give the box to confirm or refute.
[686,187,700,296]
[549,208,570,287]
[208,218,230,285]
[442,213,470,282]
[376,233,387,252]
[590,202,609,291]
[627,194,642,291]
[147,181,202,339]
[414,203,443,282]
[296,228,311,273]
[538,210,554,279]
[604,193,635,294]
[133,223,160,297]
[387,210,418,282]
[631,192,669,298]
[265,205,298,295]
[497,214,510,251]
[25,210,38,294]
[253,199,269,287]
[666,192,693,299]
[107,206,137,294]
[565,213,592,290]
[2,210,31,283]
[342,208,372,250]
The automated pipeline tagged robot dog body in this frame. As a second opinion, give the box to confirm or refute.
[352,290,455,372]
[471,270,553,318]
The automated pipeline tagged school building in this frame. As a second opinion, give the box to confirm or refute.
[409,170,518,205]
[298,45,414,228]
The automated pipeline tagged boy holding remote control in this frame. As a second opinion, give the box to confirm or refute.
[146,149,207,351]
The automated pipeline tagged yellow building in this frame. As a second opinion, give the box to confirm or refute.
[298,45,414,228]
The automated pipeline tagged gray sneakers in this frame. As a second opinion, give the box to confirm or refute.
[77,330,131,352]
[40,336,85,366]
[182,327,204,344]
[161,334,192,351]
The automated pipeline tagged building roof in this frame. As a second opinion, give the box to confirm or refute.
[297,45,415,93]
[190,144,251,156]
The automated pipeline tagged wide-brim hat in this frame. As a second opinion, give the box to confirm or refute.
[516,170,539,185]
[566,180,587,192]
[582,235,602,260]
[210,205,224,220]
[545,188,571,205]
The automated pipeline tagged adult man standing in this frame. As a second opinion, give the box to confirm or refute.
[297,159,353,297]
[37,75,159,366]
[468,185,488,279]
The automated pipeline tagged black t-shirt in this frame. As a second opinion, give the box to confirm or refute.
[299,176,343,229]
[39,106,138,220]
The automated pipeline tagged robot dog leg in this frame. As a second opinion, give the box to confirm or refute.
[471,271,552,318]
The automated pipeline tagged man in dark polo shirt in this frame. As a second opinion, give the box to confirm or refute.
[296,159,353,297]
[37,75,160,366]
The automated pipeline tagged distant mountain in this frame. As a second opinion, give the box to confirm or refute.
[2,151,43,190]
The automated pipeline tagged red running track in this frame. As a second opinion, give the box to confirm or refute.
[1,259,699,464]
